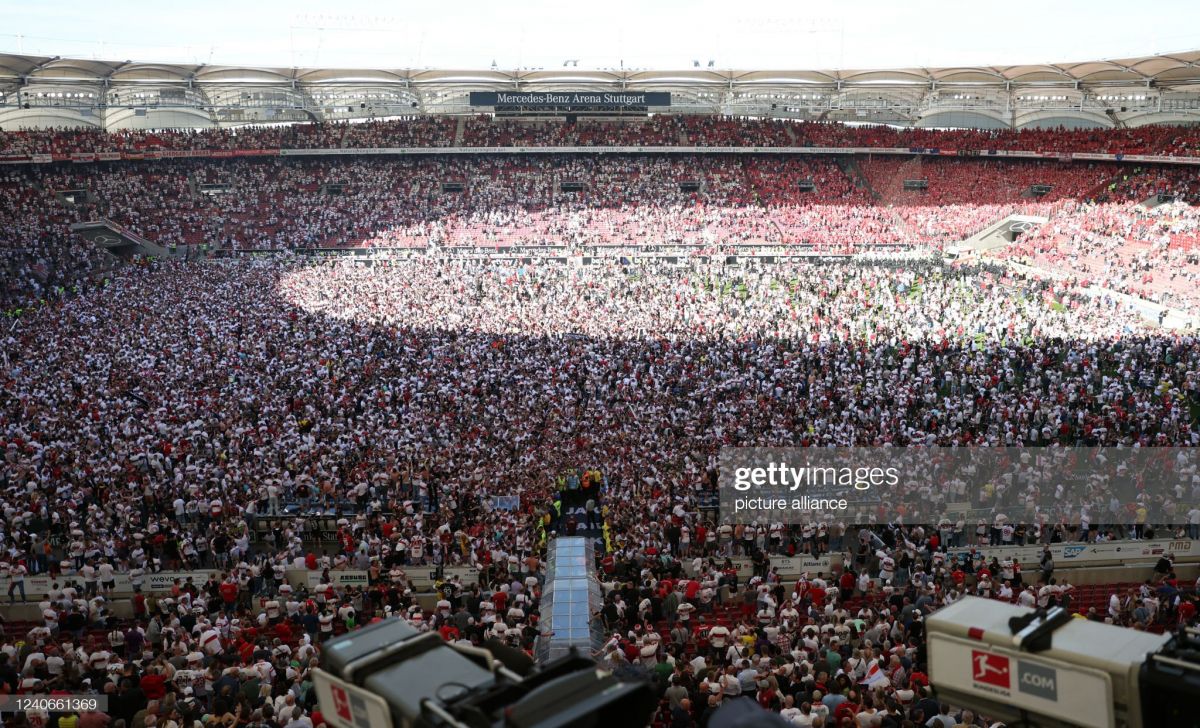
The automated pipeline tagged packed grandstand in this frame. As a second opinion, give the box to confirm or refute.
[3,47,1200,728]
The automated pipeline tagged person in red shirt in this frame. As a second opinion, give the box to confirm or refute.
[238,636,256,664]
[1178,597,1196,626]
[808,583,826,607]
[833,696,861,725]
[140,669,167,700]
[951,567,966,587]
[219,578,239,614]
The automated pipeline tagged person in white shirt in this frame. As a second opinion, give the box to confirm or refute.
[43,605,59,633]
[779,695,802,724]
[45,651,65,677]
[708,623,730,656]
[98,561,116,595]
[318,611,335,641]
[7,562,27,603]
[81,562,98,597]
[791,701,816,727]
[88,649,111,672]
[200,627,223,656]
[997,581,1014,602]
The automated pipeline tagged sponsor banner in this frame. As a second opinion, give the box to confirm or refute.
[210,149,280,158]
[1018,659,1058,701]
[312,669,393,728]
[408,565,481,587]
[444,565,480,583]
[97,152,122,161]
[770,554,839,576]
[3,575,74,597]
[683,554,837,579]
[0,570,216,597]
[145,570,220,592]
[285,569,371,590]
[944,538,1193,569]
[929,634,1114,728]
[282,566,481,591]
[470,91,671,108]
[70,153,96,163]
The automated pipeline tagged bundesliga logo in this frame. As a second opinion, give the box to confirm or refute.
[972,650,1011,690]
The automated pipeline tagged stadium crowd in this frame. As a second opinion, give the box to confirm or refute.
[1,253,1199,728]
[5,116,1200,157]
[0,152,1175,312]
[996,199,1200,311]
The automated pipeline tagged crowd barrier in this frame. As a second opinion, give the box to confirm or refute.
[0,570,220,599]
[283,565,480,591]
[678,539,1199,583]
[943,538,1197,569]
[3,541,1189,602]
[0,564,486,601]
[682,554,843,580]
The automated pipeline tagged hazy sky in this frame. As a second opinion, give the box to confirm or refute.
[3,0,1199,70]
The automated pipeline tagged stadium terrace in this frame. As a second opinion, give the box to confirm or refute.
[2,45,1200,728]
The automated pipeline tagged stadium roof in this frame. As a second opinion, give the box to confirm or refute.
[3,49,1200,86]
[2,50,1199,131]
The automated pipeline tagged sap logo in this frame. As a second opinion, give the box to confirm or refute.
[972,650,1010,689]
[1061,546,1086,559]
[1018,661,1058,701]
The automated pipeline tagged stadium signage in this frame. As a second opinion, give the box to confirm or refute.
[943,538,1194,569]
[469,91,671,108]
[928,634,1113,727]
[0,570,218,597]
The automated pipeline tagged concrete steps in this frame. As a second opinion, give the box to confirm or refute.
[946,213,1049,257]
[71,219,196,261]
